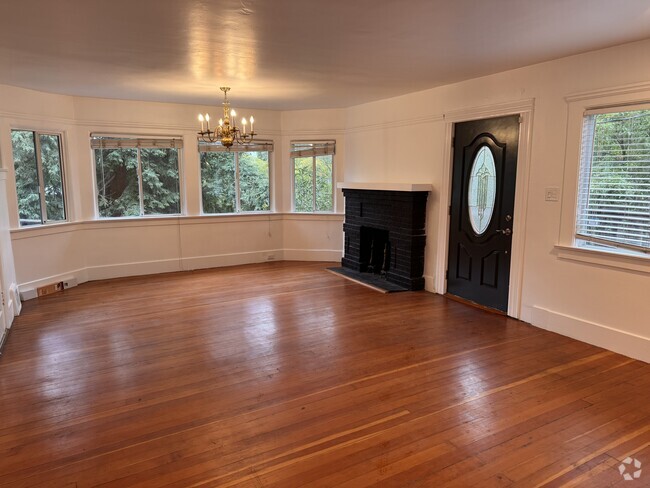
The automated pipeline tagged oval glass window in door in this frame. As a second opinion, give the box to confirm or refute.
[468,145,496,235]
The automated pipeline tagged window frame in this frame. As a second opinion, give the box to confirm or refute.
[575,104,650,255]
[290,140,336,213]
[10,128,68,227]
[199,141,273,215]
[91,135,184,219]
[558,88,650,272]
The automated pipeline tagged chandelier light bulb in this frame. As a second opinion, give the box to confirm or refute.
[231,109,236,118]
[198,113,205,131]
[219,118,223,127]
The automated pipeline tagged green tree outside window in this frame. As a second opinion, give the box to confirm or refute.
[201,150,270,213]
[11,130,66,226]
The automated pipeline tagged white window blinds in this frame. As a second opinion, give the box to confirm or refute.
[576,109,650,254]
[290,140,336,158]
[90,135,184,149]
[198,140,273,152]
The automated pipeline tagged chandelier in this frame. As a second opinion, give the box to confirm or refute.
[197,87,256,148]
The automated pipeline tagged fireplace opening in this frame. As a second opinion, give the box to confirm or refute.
[360,227,390,276]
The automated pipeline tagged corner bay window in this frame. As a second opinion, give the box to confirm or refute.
[92,135,182,218]
[200,141,272,214]
[291,140,335,212]
[11,129,66,226]
[577,107,650,254]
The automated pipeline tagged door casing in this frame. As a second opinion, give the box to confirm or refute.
[434,99,535,319]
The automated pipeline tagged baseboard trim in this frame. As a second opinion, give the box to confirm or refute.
[531,306,650,363]
[181,250,284,271]
[85,259,183,281]
[423,274,436,293]
[283,249,342,261]
[19,269,89,300]
[17,248,344,300]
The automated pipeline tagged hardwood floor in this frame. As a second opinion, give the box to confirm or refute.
[0,261,648,487]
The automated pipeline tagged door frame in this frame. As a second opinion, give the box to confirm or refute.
[434,99,535,318]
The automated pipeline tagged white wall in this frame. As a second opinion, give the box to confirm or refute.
[342,38,650,362]
[0,86,343,293]
[1,37,649,362]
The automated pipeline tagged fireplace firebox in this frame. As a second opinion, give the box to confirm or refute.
[360,227,390,275]
[339,184,431,291]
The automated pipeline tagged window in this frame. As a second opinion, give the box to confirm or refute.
[577,107,650,254]
[92,136,182,218]
[11,130,67,226]
[291,141,335,212]
[200,142,272,214]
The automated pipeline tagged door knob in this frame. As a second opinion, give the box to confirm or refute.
[496,228,512,236]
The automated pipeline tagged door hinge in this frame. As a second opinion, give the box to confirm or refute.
[448,205,451,216]
[445,269,449,280]
[1,292,4,307]
[451,136,455,147]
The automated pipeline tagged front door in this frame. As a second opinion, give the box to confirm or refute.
[446,115,519,312]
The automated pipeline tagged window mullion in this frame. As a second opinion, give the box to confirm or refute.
[137,148,145,216]
[291,157,296,212]
[330,155,335,212]
[235,153,241,212]
[312,156,317,212]
[33,132,48,224]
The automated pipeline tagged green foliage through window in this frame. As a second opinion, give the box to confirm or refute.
[201,149,270,213]
[93,138,181,218]
[291,141,334,212]
[577,109,650,252]
[11,130,66,226]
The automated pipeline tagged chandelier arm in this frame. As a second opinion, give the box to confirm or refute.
[198,87,254,148]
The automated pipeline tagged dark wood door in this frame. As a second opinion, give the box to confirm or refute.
[446,115,519,312]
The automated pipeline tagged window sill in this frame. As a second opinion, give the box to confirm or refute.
[555,244,650,274]
[11,213,343,238]
[283,212,344,220]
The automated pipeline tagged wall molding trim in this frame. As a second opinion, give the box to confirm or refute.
[564,81,650,103]
[0,110,284,138]
[531,305,650,363]
[442,98,536,122]
[345,113,445,134]
[11,213,343,240]
[0,109,77,126]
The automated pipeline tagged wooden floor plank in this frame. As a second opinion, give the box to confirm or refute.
[0,261,648,487]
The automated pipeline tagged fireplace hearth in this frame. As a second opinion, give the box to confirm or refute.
[337,183,432,291]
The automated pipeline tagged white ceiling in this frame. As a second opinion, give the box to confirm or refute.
[1,0,650,110]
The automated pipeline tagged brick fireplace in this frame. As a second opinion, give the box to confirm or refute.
[338,183,432,291]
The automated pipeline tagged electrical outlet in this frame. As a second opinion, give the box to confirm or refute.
[267,254,276,261]
[62,277,78,289]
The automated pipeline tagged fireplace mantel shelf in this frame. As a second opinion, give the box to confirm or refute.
[337,182,433,192]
